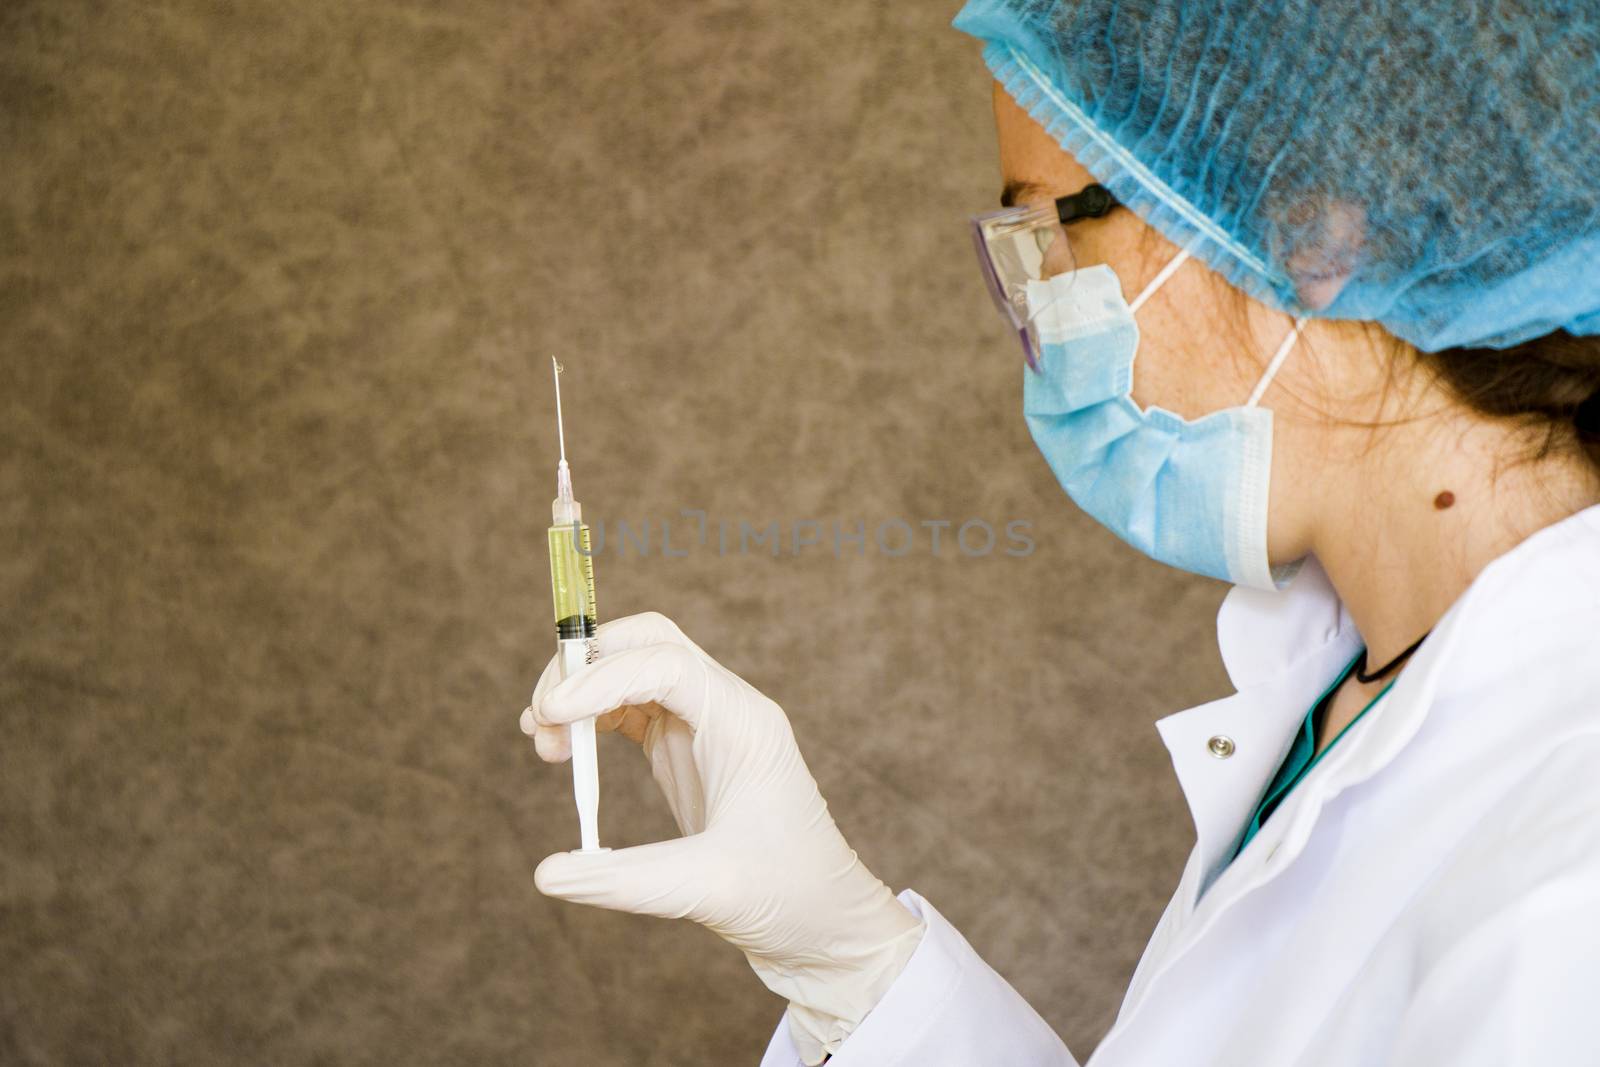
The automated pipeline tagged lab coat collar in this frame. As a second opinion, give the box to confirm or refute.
[1154,502,1600,907]
[1213,551,1353,694]
[1153,567,1359,900]
[1219,500,1600,698]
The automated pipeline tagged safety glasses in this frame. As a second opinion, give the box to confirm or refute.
[969,184,1121,368]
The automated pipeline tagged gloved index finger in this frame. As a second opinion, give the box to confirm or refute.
[529,611,702,714]
[537,643,725,732]
[592,611,707,660]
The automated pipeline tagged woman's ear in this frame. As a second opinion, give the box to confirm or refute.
[1284,201,1366,311]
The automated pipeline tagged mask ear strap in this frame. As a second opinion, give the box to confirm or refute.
[1246,317,1308,408]
[1127,246,1193,314]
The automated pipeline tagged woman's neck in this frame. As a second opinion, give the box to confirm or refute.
[1310,401,1600,672]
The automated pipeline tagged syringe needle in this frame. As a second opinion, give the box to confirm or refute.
[551,356,568,465]
[551,356,574,507]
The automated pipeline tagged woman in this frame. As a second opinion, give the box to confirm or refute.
[524,2,1600,1063]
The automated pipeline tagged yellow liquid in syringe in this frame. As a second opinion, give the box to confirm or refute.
[547,520,598,645]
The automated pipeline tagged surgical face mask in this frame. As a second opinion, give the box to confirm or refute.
[1022,248,1308,591]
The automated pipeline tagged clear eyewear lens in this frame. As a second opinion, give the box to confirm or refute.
[971,202,1074,364]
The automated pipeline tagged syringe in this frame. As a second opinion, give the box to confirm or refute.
[547,357,605,853]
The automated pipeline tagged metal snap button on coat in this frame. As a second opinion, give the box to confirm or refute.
[1207,735,1236,759]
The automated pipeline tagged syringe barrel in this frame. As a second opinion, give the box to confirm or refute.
[547,520,597,641]
[548,517,602,852]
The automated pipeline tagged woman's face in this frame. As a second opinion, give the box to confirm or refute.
[989,79,1386,574]
[989,79,1300,424]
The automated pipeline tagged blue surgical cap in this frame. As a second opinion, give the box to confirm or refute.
[953,0,1600,352]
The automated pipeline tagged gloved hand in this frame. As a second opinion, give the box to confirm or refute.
[522,611,926,1065]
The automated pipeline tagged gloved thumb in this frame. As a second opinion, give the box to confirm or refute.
[534,836,712,922]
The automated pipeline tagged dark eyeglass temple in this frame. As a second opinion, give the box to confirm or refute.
[1056,184,1119,225]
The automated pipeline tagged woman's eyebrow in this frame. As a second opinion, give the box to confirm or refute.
[1000,178,1052,209]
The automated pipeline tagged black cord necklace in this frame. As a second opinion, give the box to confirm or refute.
[1354,630,1431,684]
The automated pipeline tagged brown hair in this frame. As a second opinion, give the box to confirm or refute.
[1132,219,1600,480]
[1223,281,1600,480]
[1420,332,1600,478]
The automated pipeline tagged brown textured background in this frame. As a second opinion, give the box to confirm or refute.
[1,2,1235,1062]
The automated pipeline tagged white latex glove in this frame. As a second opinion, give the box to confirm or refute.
[521,611,925,1065]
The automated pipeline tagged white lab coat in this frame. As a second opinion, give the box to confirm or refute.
[761,503,1600,1066]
